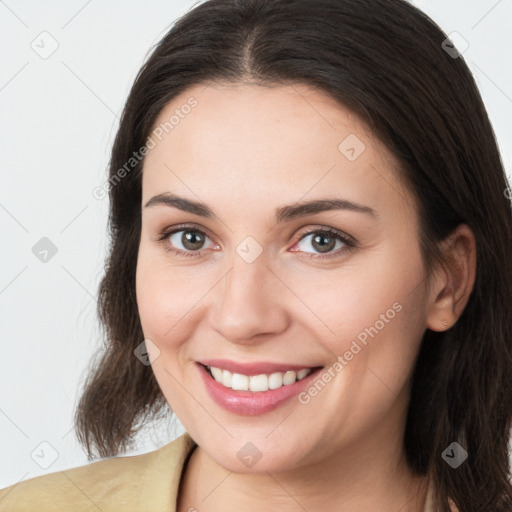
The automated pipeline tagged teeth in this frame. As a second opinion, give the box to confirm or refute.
[222,369,232,388]
[210,366,223,381]
[206,365,313,392]
[297,368,310,380]
[231,373,249,391]
[268,372,283,389]
[249,374,268,392]
[283,370,296,385]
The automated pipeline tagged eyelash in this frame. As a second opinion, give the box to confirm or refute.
[155,224,356,260]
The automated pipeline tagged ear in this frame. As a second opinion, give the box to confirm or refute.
[426,224,477,332]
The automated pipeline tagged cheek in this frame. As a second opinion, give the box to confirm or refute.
[300,264,419,347]
[296,283,425,441]
[298,248,426,389]
[135,247,211,351]
[135,253,199,405]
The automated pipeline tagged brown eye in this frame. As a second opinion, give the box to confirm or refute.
[292,227,356,259]
[172,230,206,251]
[302,232,338,253]
[157,225,216,257]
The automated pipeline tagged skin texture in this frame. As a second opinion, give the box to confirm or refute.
[136,83,476,512]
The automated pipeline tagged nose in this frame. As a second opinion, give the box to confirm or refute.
[210,252,290,345]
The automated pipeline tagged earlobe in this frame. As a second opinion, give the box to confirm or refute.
[425,224,477,332]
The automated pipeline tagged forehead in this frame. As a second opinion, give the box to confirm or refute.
[141,82,414,220]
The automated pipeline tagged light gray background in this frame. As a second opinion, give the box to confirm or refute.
[1,0,511,488]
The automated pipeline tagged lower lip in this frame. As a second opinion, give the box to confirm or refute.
[197,363,323,415]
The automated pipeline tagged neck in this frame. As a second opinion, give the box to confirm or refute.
[177,390,429,511]
[179,450,428,512]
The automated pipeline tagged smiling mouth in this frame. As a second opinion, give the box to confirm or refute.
[201,363,323,393]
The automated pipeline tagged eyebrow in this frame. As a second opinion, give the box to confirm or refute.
[144,193,377,222]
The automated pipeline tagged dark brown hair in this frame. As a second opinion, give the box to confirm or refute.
[74,0,512,510]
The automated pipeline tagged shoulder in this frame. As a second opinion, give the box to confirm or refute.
[0,432,196,512]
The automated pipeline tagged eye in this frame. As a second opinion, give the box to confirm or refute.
[156,225,217,257]
[290,227,356,259]
[156,224,356,260]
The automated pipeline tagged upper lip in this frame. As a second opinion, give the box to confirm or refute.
[198,359,322,376]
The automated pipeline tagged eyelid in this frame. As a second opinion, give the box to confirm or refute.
[294,224,356,245]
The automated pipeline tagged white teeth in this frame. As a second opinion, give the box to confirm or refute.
[249,374,268,392]
[231,373,249,391]
[210,366,223,381]
[207,365,313,392]
[297,369,310,380]
[282,370,296,385]
[222,369,232,387]
[268,372,283,389]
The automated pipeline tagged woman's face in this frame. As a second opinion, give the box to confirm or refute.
[136,82,433,473]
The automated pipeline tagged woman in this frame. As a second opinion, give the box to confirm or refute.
[1,0,511,510]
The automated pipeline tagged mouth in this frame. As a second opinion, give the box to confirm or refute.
[196,361,324,415]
